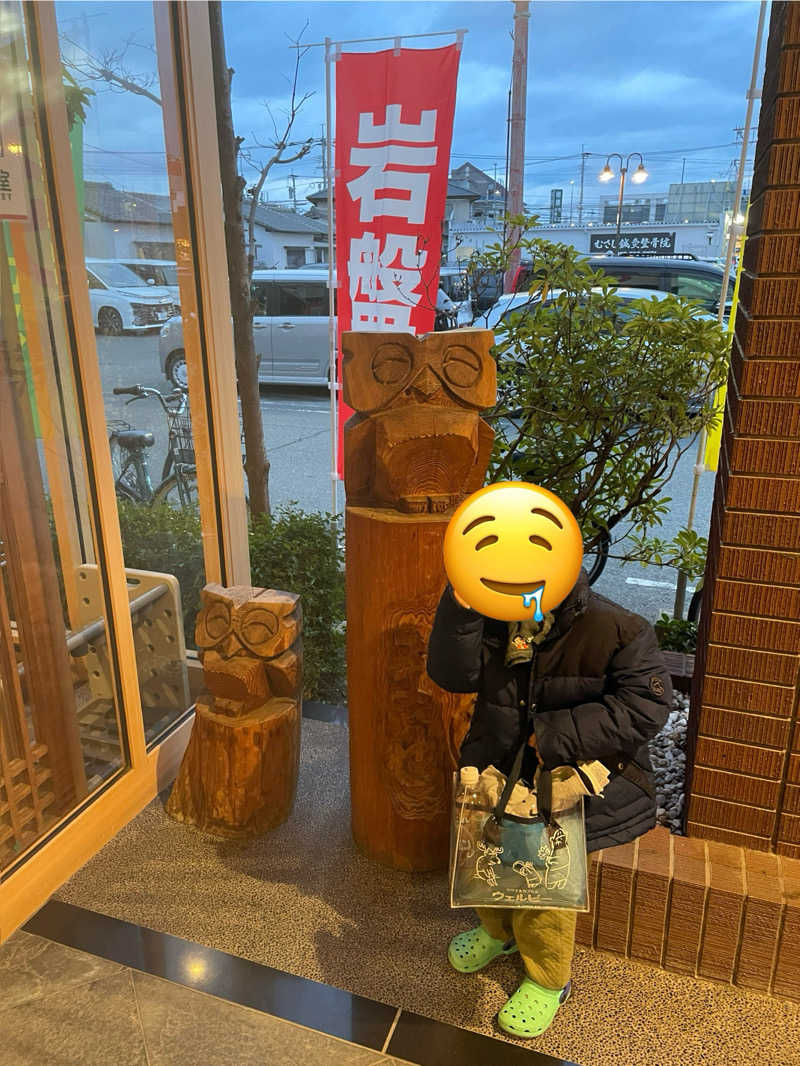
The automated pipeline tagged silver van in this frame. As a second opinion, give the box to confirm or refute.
[159,268,334,388]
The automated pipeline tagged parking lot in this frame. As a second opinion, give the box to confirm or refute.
[98,330,714,623]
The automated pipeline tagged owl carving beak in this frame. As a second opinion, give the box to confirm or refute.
[406,365,439,400]
[216,632,243,659]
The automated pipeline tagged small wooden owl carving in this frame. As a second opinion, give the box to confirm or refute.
[342,328,496,513]
[168,582,303,838]
[195,584,302,713]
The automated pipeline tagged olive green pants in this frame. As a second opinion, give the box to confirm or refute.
[475,906,577,990]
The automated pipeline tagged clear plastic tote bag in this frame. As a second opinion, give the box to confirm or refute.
[449,746,589,912]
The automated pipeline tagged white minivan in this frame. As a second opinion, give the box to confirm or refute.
[159,268,334,388]
[117,259,181,306]
[86,258,177,334]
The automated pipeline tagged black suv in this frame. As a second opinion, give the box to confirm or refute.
[512,254,734,314]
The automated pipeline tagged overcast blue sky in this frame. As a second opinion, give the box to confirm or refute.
[56,0,765,214]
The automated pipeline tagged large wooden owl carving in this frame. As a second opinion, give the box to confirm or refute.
[342,328,496,513]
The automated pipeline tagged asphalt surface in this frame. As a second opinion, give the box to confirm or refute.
[97,331,715,623]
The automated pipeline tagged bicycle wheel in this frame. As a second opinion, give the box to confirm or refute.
[153,471,198,510]
[583,528,611,587]
[687,580,704,624]
[110,439,144,502]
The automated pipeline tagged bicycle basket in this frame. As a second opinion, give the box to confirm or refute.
[172,413,195,466]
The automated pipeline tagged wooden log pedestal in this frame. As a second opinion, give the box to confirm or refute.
[346,509,477,870]
[166,584,302,839]
[343,328,497,872]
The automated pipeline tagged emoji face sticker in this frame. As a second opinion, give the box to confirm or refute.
[443,482,583,621]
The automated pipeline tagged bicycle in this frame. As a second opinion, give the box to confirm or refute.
[109,384,198,509]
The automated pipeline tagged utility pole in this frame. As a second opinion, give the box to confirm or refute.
[577,147,589,226]
[289,173,297,210]
[504,1,530,293]
[502,84,511,244]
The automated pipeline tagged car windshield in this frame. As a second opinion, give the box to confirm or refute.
[90,262,151,288]
[130,263,177,286]
[491,290,665,332]
[439,272,469,302]
[486,297,535,330]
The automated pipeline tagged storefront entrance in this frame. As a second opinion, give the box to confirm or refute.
[0,0,248,938]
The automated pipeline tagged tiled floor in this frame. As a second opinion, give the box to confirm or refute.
[0,930,403,1066]
[8,707,800,1066]
[2,921,571,1066]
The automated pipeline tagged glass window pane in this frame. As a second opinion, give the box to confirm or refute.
[1,5,135,867]
[670,272,720,307]
[56,1,208,743]
[276,281,327,316]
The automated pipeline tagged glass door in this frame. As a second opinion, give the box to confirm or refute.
[0,0,246,930]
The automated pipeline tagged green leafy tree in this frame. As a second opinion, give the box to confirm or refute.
[465,216,730,604]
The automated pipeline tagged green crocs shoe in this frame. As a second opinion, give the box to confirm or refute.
[497,978,572,1038]
[448,925,518,974]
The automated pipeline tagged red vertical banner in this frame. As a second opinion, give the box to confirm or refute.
[334,44,460,478]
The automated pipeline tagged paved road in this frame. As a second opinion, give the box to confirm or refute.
[97,332,715,623]
[97,332,336,512]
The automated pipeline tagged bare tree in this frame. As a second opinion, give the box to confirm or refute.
[208,2,313,515]
[61,34,162,105]
[61,14,315,515]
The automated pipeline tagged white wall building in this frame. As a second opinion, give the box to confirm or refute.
[84,181,329,268]
[448,218,726,262]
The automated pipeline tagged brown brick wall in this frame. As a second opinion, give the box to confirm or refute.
[687,1,800,855]
[578,828,800,1001]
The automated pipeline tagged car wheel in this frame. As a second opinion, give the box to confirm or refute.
[98,307,124,336]
[165,349,188,389]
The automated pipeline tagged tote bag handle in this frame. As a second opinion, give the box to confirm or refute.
[491,735,553,826]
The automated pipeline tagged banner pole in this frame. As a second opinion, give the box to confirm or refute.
[325,36,338,516]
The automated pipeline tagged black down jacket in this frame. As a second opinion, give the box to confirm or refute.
[426,569,672,852]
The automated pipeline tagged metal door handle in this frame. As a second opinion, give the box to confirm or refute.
[253,323,266,329]
[278,322,295,330]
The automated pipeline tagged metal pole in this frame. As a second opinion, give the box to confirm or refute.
[672,0,767,619]
[325,37,338,516]
[293,28,468,50]
[578,147,587,226]
[614,166,627,253]
[502,84,511,245]
[504,0,530,293]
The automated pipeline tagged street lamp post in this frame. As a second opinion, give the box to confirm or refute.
[598,152,648,253]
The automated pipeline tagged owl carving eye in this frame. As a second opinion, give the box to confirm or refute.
[235,607,279,655]
[196,598,232,648]
[372,343,413,385]
[442,345,482,389]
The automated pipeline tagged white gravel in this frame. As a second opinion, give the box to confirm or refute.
[649,691,689,834]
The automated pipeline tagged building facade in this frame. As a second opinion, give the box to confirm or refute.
[84,181,328,269]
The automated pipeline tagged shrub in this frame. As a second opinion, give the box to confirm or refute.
[654,613,698,654]
[466,216,731,565]
[115,499,345,702]
[249,503,345,703]
[117,499,205,640]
